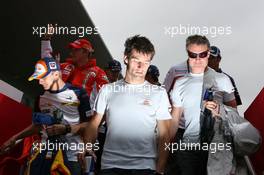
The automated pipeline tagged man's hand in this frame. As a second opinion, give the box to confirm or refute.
[42,24,55,40]
[77,149,97,171]
[78,113,102,171]
[46,124,67,136]
[0,136,16,155]
[204,101,220,117]
[156,119,171,174]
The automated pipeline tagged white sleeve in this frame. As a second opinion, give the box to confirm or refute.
[217,75,235,102]
[41,40,53,58]
[89,84,97,110]
[163,67,175,92]
[170,81,183,107]
[156,89,172,120]
[93,85,108,116]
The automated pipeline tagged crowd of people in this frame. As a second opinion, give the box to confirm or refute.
[0,33,246,175]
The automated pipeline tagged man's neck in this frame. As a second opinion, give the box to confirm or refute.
[191,67,206,74]
[124,73,145,84]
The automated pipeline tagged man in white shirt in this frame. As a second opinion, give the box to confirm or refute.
[208,45,242,106]
[168,35,235,175]
[81,35,171,175]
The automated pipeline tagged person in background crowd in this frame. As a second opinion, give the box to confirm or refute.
[146,64,161,86]
[41,26,109,111]
[208,46,242,106]
[104,59,122,83]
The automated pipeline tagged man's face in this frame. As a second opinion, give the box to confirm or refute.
[125,49,151,80]
[38,72,57,90]
[70,48,88,64]
[208,55,221,71]
[187,44,209,72]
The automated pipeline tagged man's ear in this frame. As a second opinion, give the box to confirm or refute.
[124,56,128,65]
[82,49,92,57]
[53,71,60,79]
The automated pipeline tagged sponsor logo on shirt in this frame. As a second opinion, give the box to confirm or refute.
[143,99,152,106]
[61,102,79,106]
[64,64,74,71]
[66,96,73,100]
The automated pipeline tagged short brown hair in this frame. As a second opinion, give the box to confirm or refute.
[186,35,210,50]
[124,35,155,60]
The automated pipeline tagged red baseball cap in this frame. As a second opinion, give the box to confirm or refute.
[68,39,94,52]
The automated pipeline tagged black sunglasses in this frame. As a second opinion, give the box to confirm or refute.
[187,50,209,59]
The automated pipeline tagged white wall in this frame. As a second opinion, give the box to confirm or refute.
[81,0,264,114]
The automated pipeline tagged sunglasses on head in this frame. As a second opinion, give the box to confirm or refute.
[187,50,209,59]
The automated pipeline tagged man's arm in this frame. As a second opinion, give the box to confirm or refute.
[46,122,88,136]
[156,119,171,174]
[45,112,102,140]
[78,112,103,168]
[220,73,238,109]
[12,124,41,140]
[83,112,103,145]
[0,124,41,154]
[170,106,183,141]
[41,24,54,58]
[223,72,242,106]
